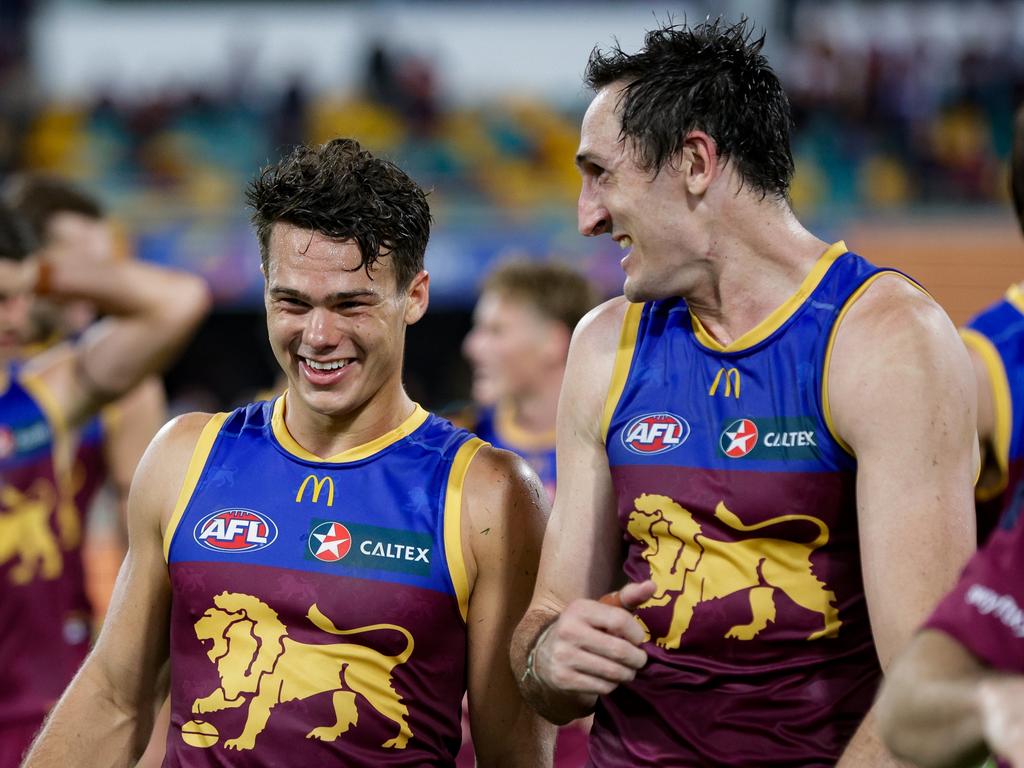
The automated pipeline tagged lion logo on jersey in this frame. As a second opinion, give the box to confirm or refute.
[627,494,841,649]
[0,480,61,584]
[190,592,414,751]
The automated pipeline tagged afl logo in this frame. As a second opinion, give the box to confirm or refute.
[194,509,277,553]
[721,419,759,458]
[622,413,690,455]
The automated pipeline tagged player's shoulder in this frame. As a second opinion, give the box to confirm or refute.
[571,295,632,354]
[463,444,547,524]
[141,411,220,475]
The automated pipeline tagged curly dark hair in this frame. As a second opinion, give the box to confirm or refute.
[0,202,37,263]
[4,174,104,243]
[247,138,431,288]
[584,17,794,199]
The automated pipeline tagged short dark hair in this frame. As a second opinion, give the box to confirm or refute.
[247,138,431,289]
[4,174,104,243]
[584,17,794,198]
[1011,104,1024,234]
[0,202,37,263]
[483,261,598,332]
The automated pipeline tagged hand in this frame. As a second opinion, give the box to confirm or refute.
[979,676,1024,766]
[532,580,656,701]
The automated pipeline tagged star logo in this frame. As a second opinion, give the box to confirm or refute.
[721,419,759,458]
[308,521,353,562]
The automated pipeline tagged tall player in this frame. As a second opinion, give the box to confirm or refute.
[0,201,209,768]
[461,260,596,500]
[6,174,167,610]
[510,19,978,766]
[959,105,1024,544]
[457,261,596,767]
[24,139,554,767]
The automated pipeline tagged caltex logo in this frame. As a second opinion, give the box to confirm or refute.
[308,521,353,562]
[621,413,690,455]
[721,419,759,458]
[194,509,277,553]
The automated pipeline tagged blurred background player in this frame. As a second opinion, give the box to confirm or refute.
[960,104,1024,544]
[460,260,597,500]
[455,260,596,767]
[5,174,167,620]
[0,200,209,767]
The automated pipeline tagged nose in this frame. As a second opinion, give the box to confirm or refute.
[304,307,342,351]
[578,181,611,237]
[462,326,482,363]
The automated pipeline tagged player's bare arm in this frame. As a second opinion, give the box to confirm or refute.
[511,297,654,726]
[876,629,1023,768]
[964,340,1001,494]
[13,251,209,430]
[23,412,211,767]
[461,445,556,766]
[828,275,978,766]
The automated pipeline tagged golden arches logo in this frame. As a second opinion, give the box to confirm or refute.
[295,475,334,507]
[708,368,741,398]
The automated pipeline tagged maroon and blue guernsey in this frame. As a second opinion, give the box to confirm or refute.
[961,285,1024,543]
[0,364,90,765]
[596,243,914,766]
[163,396,482,767]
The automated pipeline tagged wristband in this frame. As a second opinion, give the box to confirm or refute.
[520,623,553,687]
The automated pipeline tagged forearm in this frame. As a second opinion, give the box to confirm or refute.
[24,660,154,768]
[511,608,596,725]
[837,708,912,768]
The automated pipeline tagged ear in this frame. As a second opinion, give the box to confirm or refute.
[680,130,719,196]
[403,270,430,325]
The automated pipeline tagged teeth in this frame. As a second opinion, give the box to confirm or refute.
[619,236,633,249]
[305,358,350,371]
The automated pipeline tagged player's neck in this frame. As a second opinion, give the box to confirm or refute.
[503,377,561,437]
[684,205,830,348]
[281,383,416,460]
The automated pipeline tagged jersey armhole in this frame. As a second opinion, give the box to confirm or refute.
[961,328,1012,500]
[442,437,487,624]
[162,412,230,562]
[600,302,644,444]
[821,271,929,457]
[19,371,68,442]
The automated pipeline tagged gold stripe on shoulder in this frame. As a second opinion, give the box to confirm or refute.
[692,241,848,353]
[443,437,487,623]
[1006,284,1024,317]
[821,271,927,457]
[601,302,644,444]
[272,392,430,463]
[495,400,555,451]
[163,412,229,562]
[19,372,67,441]
[961,327,1011,500]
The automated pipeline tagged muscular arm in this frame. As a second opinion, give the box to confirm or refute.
[462,446,555,767]
[18,253,209,430]
[510,298,651,725]
[23,413,211,767]
[829,276,979,766]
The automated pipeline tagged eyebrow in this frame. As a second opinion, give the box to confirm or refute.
[268,286,381,303]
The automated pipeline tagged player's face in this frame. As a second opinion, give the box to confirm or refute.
[0,286,32,359]
[576,84,695,302]
[264,223,428,420]
[463,291,561,405]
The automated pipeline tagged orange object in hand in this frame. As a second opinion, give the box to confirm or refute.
[598,590,623,608]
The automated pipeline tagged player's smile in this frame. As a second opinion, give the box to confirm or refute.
[298,356,357,387]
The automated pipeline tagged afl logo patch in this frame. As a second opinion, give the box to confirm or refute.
[194,509,278,553]
[308,521,353,562]
[621,413,690,455]
[721,418,759,458]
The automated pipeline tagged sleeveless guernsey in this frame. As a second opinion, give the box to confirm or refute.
[595,243,911,766]
[163,397,481,767]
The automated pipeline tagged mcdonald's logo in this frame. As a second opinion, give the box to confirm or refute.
[295,475,335,507]
[708,368,741,398]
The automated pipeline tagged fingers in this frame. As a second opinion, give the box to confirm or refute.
[618,579,657,610]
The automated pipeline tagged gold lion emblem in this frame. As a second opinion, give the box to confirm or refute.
[190,592,414,751]
[627,494,841,649]
[0,480,61,584]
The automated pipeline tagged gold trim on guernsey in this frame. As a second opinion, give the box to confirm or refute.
[271,393,430,463]
[1006,283,1024,316]
[163,412,230,562]
[821,271,928,457]
[494,401,556,452]
[443,437,486,623]
[961,328,1012,501]
[19,372,68,441]
[601,302,645,444]
[691,241,849,353]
